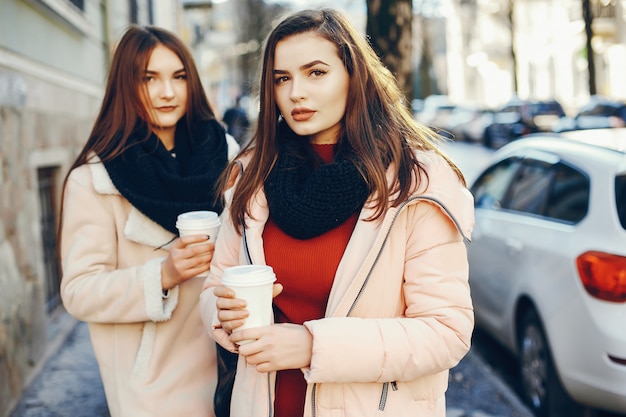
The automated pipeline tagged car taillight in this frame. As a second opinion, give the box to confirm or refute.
[577,251,626,302]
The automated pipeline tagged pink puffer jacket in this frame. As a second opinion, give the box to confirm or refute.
[200,149,475,417]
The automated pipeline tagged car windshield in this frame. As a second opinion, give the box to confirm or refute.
[616,174,626,230]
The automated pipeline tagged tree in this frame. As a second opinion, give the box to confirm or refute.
[582,0,597,95]
[506,0,518,93]
[235,0,287,95]
[366,0,414,103]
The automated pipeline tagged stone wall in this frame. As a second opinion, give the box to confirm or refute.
[0,63,100,416]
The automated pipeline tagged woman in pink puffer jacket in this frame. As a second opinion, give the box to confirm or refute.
[200,8,475,417]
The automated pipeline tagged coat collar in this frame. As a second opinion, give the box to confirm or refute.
[87,155,176,249]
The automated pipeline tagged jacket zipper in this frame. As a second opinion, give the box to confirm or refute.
[378,382,389,410]
[343,195,468,412]
[242,226,274,417]
[378,381,399,411]
[347,195,470,316]
[316,195,469,415]
[312,384,318,417]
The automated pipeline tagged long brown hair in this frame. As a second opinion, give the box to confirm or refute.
[227,8,464,232]
[69,24,216,168]
[58,25,217,244]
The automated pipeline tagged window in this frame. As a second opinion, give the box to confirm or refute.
[68,0,84,11]
[471,157,522,209]
[472,156,590,224]
[38,167,62,311]
[507,160,552,215]
[29,0,89,34]
[544,164,590,223]
[130,0,138,23]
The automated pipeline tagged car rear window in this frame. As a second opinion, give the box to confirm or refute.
[616,174,626,230]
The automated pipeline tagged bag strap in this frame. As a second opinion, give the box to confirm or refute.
[232,160,253,265]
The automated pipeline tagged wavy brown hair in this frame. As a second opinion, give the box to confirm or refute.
[58,25,217,245]
[225,8,464,232]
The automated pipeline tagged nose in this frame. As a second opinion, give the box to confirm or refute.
[289,77,306,103]
[161,80,175,99]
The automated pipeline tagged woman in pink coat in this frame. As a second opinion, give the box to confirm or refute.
[200,8,474,417]
[59,26,238,417]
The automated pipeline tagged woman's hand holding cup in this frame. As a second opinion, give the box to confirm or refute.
[214,280,284,335]
[161,235,214,290]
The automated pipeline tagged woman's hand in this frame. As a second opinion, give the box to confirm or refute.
[161,235,214,290]
[214,285,249,333]
[214,283,284,334]
[232,323,313,373]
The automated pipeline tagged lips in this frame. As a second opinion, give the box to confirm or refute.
[157,106,177,112]
[291,108,315,122]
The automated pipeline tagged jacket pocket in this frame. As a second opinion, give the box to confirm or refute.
[131,322,156,380]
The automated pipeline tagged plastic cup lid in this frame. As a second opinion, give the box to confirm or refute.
[222,265,277,287]
[176,211,221,228]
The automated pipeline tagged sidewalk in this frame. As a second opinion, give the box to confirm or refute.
[8,310,533,417]
[9,311,109,417]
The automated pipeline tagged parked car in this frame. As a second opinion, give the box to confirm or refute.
[468,128,626,417]
[552,96,626,133]
[414,94,456,138]
[444,105,494,143]
[483,98,566,149]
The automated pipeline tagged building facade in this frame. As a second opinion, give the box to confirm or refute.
[443,0,626,111]
[0,1,179,415]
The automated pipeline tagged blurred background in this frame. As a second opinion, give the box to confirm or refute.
[1,0,625,415]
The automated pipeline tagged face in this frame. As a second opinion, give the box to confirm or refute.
[140,44,188,145]
[273,32,349,145]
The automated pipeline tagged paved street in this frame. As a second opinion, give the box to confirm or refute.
[8,308,533,417]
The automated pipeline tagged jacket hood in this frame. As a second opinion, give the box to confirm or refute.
[403,149,474,242]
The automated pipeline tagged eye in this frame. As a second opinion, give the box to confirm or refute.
[310,69,326,77]
[143,75,155,82]
[175,73,187,80]
[274,75,290,84]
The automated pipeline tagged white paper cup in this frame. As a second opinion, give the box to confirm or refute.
[221,265,277,345]
[176,211,221,242]
[176,211,221,277]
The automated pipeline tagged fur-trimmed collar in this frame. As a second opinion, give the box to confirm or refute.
[87,155,175,249]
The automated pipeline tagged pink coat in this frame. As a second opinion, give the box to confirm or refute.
[200,150,475,417]
[60,133,240,417]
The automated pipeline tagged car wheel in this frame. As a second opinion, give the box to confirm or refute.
[518,308,583,417]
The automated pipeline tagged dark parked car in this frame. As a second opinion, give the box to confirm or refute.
[552,96,626,132]
[444,106,494,143]
[483,98,565,149]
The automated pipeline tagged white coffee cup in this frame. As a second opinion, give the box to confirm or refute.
[221,265,277,345]
[176,211,221,277]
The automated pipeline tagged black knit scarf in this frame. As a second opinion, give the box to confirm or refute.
[264,137,370,240]
[101,119,228,234]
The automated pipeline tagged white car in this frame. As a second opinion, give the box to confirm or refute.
[468,128,626,416]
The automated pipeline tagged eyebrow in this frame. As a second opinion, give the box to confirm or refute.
[145,68,186,75]
[273,59,329,75]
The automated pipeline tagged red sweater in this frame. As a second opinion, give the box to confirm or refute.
[263,144,358,417]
